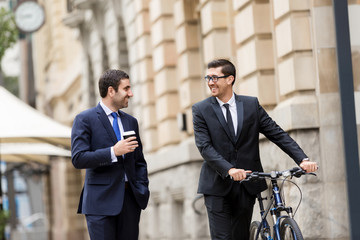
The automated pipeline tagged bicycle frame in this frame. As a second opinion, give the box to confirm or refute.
[255,178,295,240]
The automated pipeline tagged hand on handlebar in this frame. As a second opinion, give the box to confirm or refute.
[299,160,318,173]
[240,167,317,183]
[228,168,252,181]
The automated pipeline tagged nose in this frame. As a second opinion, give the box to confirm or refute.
[208,79,215,85]
[127,89,134,97]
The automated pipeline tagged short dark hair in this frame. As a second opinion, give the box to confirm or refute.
[98,69,129,98]
[207,59,236,85]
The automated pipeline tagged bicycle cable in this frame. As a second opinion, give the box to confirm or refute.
[279,176,303,217]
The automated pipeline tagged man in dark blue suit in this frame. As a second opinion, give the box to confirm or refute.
[192,59,317,240]
[71,69,149,240]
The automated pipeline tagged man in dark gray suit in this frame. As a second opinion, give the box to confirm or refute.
[192,59,317,240]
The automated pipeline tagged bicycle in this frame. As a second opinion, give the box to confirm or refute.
[242,167,316,240]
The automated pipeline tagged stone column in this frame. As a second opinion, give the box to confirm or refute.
[200,0,231,64]
[269,1,323,239]
[174,0,204,136]
[49,158,86,240]
[233,0,276,107]
[122,0,158,152]
[149,0,181,148]
[311,1,356,238]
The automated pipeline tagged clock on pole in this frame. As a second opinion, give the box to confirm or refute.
[14,0,45,33]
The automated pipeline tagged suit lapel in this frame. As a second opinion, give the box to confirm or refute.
[96,104,118,144]
[119,111,130,132]
[211,97,236,144]
[235,95,244,143]
[118,111,133,161]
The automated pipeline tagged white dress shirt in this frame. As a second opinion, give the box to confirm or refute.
[99,101,128,181]
[216,93,238,136]
[100,101,125,163]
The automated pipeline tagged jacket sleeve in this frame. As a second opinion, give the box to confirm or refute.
[71,113,113,169]
[256,99,307,164]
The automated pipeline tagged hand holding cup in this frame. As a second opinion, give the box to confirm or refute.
[114,130,138,155]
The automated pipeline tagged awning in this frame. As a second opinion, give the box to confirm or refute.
[0,86,71,148]
[0,143,71,165]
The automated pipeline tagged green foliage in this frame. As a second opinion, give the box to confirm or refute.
[3,75,19,96]
[0,7,18,70]
[0,209,9,239]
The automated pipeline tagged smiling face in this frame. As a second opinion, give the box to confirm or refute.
[108,78,133,111]
[207,66,234,102]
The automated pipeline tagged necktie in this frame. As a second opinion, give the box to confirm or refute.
[111,112,121,141]
[111,112,128,181]
[223,103,236,139]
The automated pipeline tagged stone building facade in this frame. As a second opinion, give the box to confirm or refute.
[31,0,360,239]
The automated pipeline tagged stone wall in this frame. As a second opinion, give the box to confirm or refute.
[31,0,360,239]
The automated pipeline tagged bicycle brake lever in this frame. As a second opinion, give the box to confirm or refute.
[240,174,254,183]
[240,177,250,184]
[293,168,306,178]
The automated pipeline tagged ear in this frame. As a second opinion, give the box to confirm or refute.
[108,86,115,97]
[227,75,235,85]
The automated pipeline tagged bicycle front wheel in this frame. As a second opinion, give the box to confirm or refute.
[249,221,260,240]
[249,221,267,240]
[279,218,304,240]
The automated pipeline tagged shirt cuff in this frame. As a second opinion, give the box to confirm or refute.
[111,147,118,162]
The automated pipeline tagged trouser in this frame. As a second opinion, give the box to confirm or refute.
[204,183,255,240]
[85,185,141,240]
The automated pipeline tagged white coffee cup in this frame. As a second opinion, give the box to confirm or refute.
[123,130,136,139]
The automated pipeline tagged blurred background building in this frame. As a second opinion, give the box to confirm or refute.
[1,0,359,239]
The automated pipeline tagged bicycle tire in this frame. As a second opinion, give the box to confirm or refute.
[279,218,304,240]
[249,221,266,240]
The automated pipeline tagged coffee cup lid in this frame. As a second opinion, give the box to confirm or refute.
[123,130,135,136]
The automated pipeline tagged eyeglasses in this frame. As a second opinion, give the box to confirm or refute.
[204,75,230,83]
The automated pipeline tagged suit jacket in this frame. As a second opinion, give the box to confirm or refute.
[192,94,307,196]
[71,104,150,215]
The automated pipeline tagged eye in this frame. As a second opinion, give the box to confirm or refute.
[204,76,219,82]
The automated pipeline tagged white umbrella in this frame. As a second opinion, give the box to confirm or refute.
[0,143,71,165]
[0,86,71,148]
[0,87,72,227]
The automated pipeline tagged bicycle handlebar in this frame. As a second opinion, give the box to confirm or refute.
[241,167,316,183]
